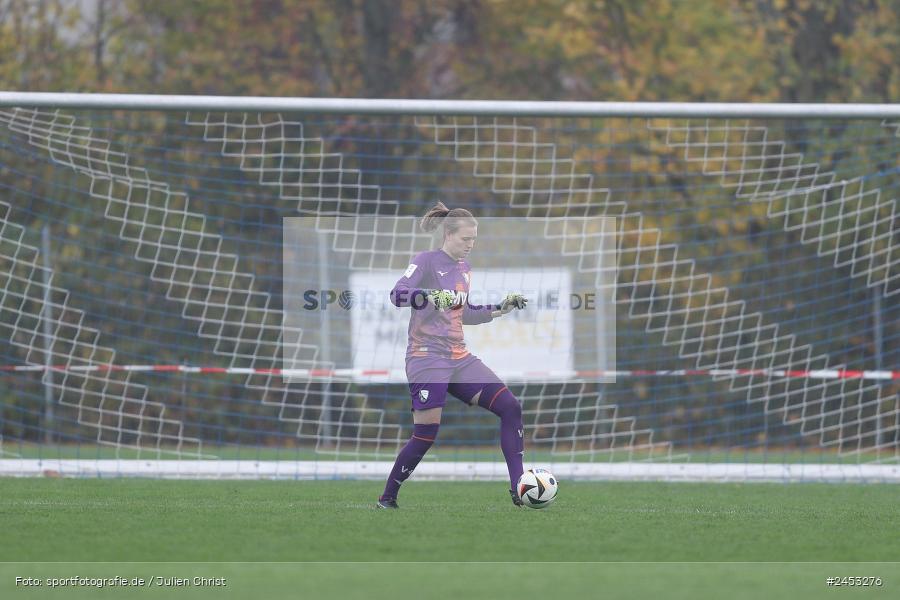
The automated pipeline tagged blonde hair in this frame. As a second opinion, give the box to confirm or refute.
[420,201,477,236]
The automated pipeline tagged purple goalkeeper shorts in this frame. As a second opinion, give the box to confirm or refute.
[406,354,504,411]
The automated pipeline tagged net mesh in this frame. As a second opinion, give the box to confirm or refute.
[0,106,897,475]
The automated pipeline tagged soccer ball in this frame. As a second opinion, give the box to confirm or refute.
[517,468,558,509]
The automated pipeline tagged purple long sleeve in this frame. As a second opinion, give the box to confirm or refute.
[390,253,428,308]
[462,301,495,325]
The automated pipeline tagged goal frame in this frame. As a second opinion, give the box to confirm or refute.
[0,92,897,482]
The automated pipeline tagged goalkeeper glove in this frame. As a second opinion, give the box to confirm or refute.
[425,289,456,311]
[498,292,528,315]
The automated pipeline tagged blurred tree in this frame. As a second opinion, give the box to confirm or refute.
[446,0,777,101]
[2,0,898,102]
[750,0,887,102]
[832,0,900,102]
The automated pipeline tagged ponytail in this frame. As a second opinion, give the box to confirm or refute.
[420,201,451,233]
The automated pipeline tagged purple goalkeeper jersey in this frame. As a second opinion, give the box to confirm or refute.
[390,249,495,360]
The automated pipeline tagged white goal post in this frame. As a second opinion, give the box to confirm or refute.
[0,93,897,482]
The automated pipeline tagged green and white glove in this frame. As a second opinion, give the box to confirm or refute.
[499,292,528,315]
[426,289,456,311]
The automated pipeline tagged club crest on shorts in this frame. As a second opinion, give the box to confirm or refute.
[419,389,430,403]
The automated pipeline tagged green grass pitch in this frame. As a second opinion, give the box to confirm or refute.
[3,478,898,599]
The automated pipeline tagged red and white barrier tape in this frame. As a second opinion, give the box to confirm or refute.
[1,364,897,380]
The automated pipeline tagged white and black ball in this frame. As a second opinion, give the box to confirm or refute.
[517,468,558,509]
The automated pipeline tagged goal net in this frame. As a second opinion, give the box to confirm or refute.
[0,96,897,481]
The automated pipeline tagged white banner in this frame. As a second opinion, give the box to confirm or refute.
[349,269,573,383]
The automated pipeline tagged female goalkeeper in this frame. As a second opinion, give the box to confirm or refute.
[377,201,528,509]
